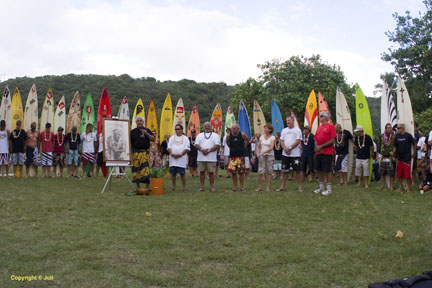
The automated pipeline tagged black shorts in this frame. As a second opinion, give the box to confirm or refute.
[188,155,197,168]
[97,152,104,166]
[315,154,333,173]
[301,155,314,173]
[282,156,301,172]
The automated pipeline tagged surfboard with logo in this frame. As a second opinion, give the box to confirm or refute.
[11,88,23,130]
[336,87,354,182]
[239,101,251,139]
[187,105,200,137]
[146,97,158,139]
[271,99,283,135]
[290,110,300,129]
[0,86,12,130]
[81,93,95,133]
[318,91,332,123]
[40,88,55,131]
[24,84,38,131]
[173,97,186,134]
[97,88,112,135]
[397,76,415,174]
[224,106,235,139]
[118,96,130,121]
[132,98,145,130]
[210,103,222,136]
[54,95,66,132]
[65,91,81,134]
[355,84,373,184]
[253,100,266,136]
[304,90,318,134]
[160,93,173,140]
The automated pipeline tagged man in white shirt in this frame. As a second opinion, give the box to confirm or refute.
[277,116,303,192]
[195,122,221,192]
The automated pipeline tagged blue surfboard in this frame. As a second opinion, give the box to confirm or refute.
[272,99,284,135]
[238,101,251,139]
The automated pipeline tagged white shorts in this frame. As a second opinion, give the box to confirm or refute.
[355,159,369,177]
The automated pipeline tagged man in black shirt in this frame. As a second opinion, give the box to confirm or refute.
[188,129,198,177]
[335,123,353,185]
[394,123,416,192]
[301,125,315,183]
[353,125,373,188]
[10,120,26,178]
[66,126,81,178]
[227,124,249,192]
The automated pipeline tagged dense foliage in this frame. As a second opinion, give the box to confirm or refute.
[0,74,233,125]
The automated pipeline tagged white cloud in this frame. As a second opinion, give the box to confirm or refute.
[0,0,418,97]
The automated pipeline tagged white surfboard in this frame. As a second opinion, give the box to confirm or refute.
[54,95,66,132]
[0,86,12,130]
[40,88,55,130]
[336,87,354,182]
[118,96,130,120]
[396,76,415,173]
[24,84,38,131]
[173,97,186,134]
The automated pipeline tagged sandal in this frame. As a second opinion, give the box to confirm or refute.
[231,189,237,192]
[276,187,285,192]
[255,188,262,192]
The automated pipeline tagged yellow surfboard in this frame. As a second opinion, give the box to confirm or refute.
[11,87,24,130]
[160,93,173,140]
[304,90,318,134]
[132,98,145,130]
[253,100,266,136]
[146,97,158,140]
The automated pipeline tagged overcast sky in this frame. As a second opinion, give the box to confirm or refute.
[0,0,426,96]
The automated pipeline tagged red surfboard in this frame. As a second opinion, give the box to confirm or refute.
[97,88,112,177]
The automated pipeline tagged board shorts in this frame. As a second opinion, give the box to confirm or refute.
[397,160,411,179]
[282,156,300,172]
[315,154,332,173]
[96,151,104,166]
[12,153,25,165]
[244,156,251,170]
[301,155,314,173]
[198,161,216,173]
[25,147,39,166]
[169,166,186,175]
[0,153,9,165]
[355,158,369,177]
[188,155,197,168]
[258,154,274,175]
[82,152,95,165]
[334,154,348,173]
[53,153,66,167]
[273,160,282,171]
[67,150,80,166]
[228,156,246,174]
[379,159,395,176]
[41,152,53,167]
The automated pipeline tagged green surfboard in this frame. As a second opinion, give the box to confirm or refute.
[355,84,373,184]
[81,93,95,133]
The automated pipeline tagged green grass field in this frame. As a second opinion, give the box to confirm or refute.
[1,171,432,287]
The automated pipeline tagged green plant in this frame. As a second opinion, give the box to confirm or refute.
[150,166,166,178]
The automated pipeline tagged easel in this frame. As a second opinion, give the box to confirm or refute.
[101,162,135,194]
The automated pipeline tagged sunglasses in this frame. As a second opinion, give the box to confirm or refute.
[175,128,182,130]
[397,127,402,129]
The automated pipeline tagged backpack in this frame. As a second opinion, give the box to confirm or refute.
[368,271,432,288]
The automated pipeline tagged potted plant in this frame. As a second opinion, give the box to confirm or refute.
[150,166,166,195]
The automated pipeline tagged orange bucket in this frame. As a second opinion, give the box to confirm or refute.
[151,178,164,195]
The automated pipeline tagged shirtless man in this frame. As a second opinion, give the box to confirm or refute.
[25,122,40,177]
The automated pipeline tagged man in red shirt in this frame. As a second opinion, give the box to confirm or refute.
[313,112,337,195]
[39,123,55,178]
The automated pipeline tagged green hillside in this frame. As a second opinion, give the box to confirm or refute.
[1,74,233,126]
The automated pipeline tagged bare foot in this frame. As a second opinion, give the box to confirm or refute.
[170,186,175,191]
[210,188,216,192]
[255,187,262,192]
[356,183,361,187]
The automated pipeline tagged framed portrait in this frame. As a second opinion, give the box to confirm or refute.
[103,119,131,166]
